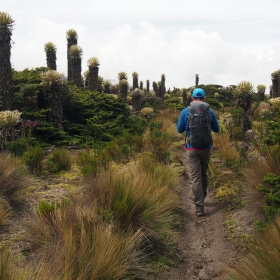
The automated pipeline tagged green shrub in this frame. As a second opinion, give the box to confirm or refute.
[22,146,44,174]
[149,121,171,164]
[76,149,110,179]
[47,148,72,173]
[6,137,29,157]
[257,173,280,219]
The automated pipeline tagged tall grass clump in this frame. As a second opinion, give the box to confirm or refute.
[23,199,144,280]
[0,246,16,280]
[244,145,280,190]
[228,215,280,280]
[83,156,179,246]
[0,153,29,202]
[156,109,182,141]
[137,154,179,190]
[0,197,11,225]
[212,132,241,171]
[46,148,72,173]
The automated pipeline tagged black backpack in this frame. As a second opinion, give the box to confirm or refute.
[187,101,212,148]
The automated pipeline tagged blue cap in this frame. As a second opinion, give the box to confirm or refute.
[192,88,205,98]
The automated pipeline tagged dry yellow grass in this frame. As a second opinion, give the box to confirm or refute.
[228,215,280,279]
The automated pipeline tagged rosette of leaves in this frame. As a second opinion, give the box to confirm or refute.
[118,72,127,81]
[234,81,255,135]
[141,107,154,119]
[0,110,22,150]
[234,81,255,112]
[0,110,21,128]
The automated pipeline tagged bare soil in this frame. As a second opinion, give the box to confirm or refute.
[156,148,246,280]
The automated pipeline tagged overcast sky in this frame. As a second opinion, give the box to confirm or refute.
[2,0,280,93]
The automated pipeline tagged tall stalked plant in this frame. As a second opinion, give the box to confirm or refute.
[69,45,83,87]
[0,12,15,110]
[66,29,78,82]
[152,81,158,96]
[119,79,129,102]
[271,69,280,98]
[157,81,162,99]
[132,72,138,90]
[97,75,104,93]
[41,70,65,131]
[140,81,143,91]
[83,70,89,87]
[44,42,57,70]
[234,81,255,135]
[103,79,112,94]
[257,84,266,102]
[195,74,199,87]
[146,79,150,93]
[87,57,100,91]
[161,74,166,99]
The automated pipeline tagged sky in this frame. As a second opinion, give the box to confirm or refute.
[2,0,280,93]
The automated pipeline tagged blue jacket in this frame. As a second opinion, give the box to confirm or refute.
[177,102,220,149]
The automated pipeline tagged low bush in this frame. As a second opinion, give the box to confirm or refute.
[46,148,72,173]
[6,137,29,158]
[22,146,44,175]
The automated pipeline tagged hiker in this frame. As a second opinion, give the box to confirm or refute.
[177,88,220,217]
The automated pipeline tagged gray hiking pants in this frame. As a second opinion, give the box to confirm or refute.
[187,149,211,212]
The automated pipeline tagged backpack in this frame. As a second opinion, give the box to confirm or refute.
[187,101,212,148]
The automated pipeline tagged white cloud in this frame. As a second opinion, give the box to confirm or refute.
[4,0,280,94]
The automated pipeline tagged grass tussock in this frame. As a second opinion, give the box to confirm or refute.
[212,132,240,169]
[244,145,280,190]
[0,153,30,201]
[228,215,280,280]
[24,200,144,280]
[84,165,178,237]
[156,109,181,141]
[0,197,12,225]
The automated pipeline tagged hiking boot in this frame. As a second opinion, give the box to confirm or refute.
[196,211,205,217]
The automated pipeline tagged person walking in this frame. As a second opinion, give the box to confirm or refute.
[177,88,220,217]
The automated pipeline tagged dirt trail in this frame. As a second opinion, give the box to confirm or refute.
[158,148,241,280]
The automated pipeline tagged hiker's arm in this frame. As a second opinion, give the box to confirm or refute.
[210,110,220,133]
[177,108,188,133]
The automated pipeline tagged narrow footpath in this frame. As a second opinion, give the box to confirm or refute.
[158,148,241,280]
